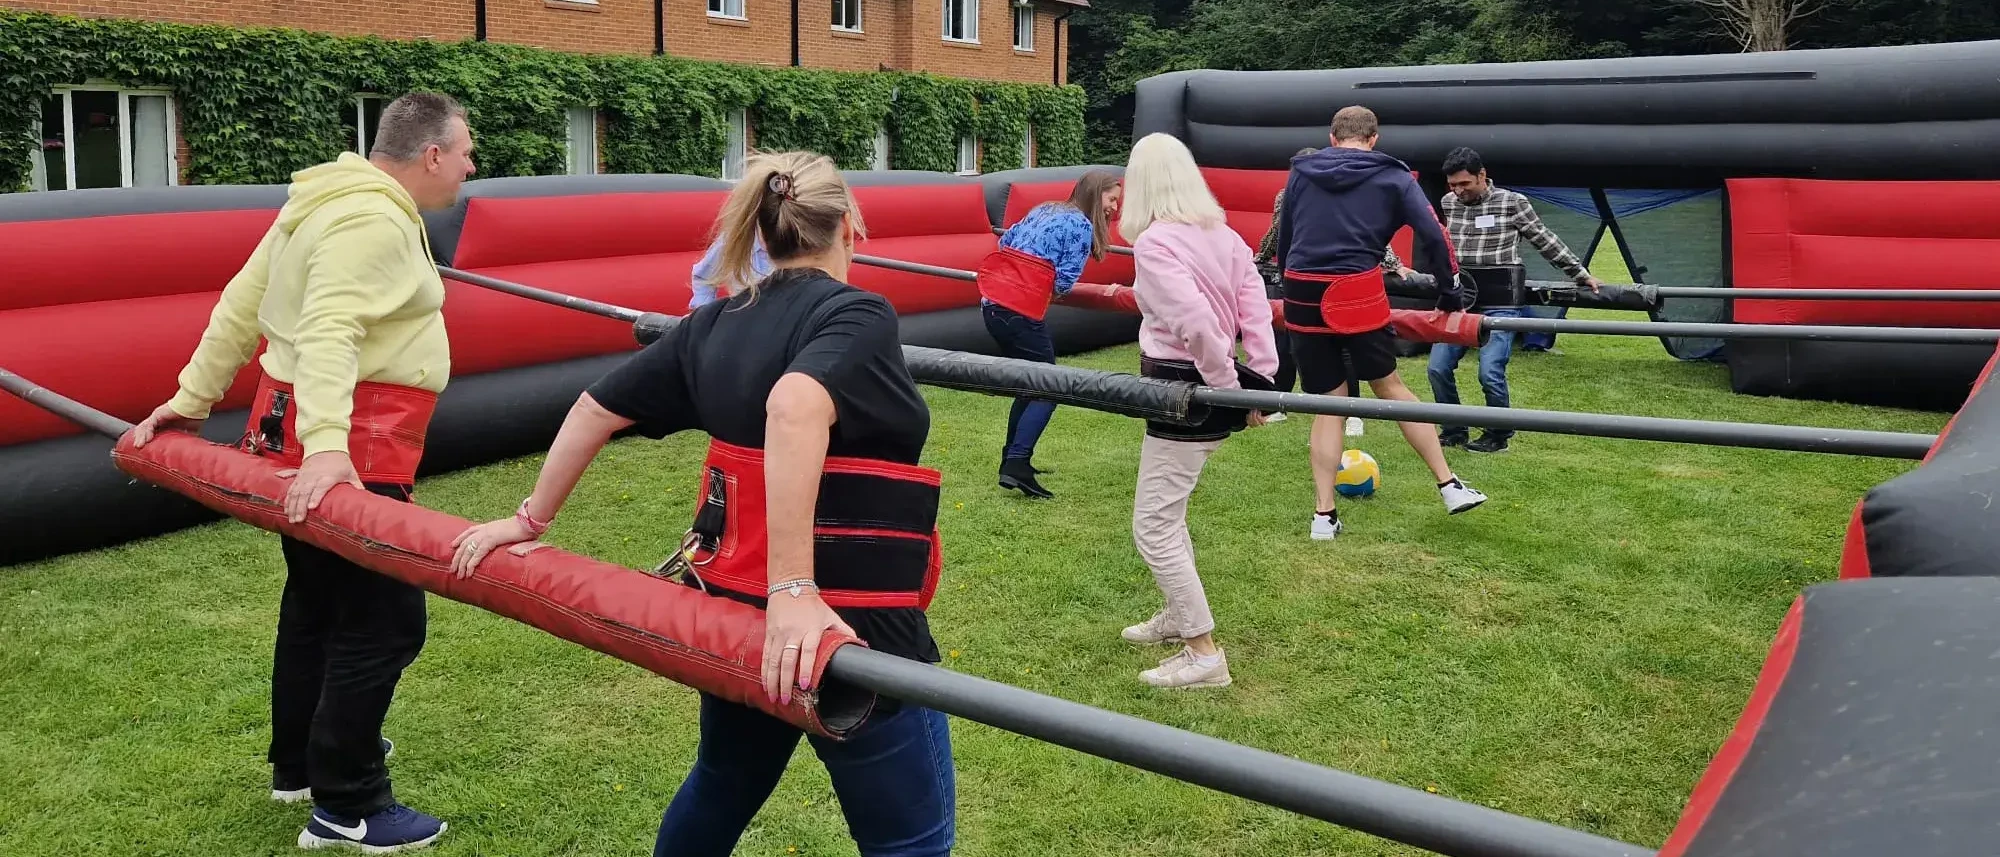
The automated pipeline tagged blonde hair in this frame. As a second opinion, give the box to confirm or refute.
[713,150,866,299]
[1118,133,1225,244]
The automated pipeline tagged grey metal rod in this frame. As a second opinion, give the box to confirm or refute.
[1482,315,1999,345]
[852,253,979,283]
[0,367,135,438]
[438,266,647,323]
[827,647,1651,857]
[1197,388,1934,459]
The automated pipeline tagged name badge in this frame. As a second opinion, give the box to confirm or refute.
[1474,214,1499,229]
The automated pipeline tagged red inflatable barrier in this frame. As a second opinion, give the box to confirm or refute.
[108,431,874,739]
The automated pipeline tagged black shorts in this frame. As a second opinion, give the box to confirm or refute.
[1290,326,1399,394]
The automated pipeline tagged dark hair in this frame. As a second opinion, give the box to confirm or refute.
[1064,170,1122,261]
[1330,106,1378,142]
[1442,146,1484,178]
[370,92,468,162]
[712,150,865,298]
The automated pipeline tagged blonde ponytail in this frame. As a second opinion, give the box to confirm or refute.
[709,150,866,301]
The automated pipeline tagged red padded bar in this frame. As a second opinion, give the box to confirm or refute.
[111,430,871,739]
[1729,178,2000,327]
[0,209,278,312]
[0,293,264,446]
[452,191,730,269]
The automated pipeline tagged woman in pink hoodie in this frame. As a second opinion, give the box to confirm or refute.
[1116,132,1281,690]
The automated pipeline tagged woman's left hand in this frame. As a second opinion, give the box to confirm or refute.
[763,586,857,706]
[448,517,541,579]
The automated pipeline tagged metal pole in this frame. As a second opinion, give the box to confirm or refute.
[828,646,1652,857]
[1482,315,1999,346]
[5,368,1654,857]
[1655,286,2000,302]
[1197,388,1934,459]
[438,266,647,323]
[852,253,978,283]
[0,367,135,437]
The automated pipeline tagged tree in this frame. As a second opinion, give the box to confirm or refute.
[1677,0,1829,51]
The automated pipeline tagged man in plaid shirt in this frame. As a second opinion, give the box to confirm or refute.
[1386,147,1602,453]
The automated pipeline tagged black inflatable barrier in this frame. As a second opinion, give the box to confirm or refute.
[1725,339,1996,411]
[1130,40,2000,186]
[1844,348,2000,577]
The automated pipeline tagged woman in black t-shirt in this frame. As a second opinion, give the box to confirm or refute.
[447,151,955,857]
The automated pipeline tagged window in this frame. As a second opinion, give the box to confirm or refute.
[709,0,745,19]
[1013,3,1034,51]
[871,125,891,171]
[942,0,977,42]
[565,107,597,176]
[346,94,387,155]
[1021,125,1035,168]
[33,85,178,192]
[723,109,748,181]
[832,0,861,31]
[956,135,978,175]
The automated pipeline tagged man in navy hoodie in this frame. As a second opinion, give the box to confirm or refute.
[1275,105,1489,540]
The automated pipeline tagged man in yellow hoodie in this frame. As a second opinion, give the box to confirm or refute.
[131,92,475,853]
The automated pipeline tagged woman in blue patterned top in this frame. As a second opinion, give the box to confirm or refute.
[688,231,773,310]
[975,170,1122,499]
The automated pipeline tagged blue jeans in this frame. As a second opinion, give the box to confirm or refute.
[1427,307,1520,440]
[981,302,1057,462]
[1518,304,1565,351]
[653,694,956,857]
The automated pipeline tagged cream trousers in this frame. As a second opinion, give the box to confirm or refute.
[1131,434,1224,638]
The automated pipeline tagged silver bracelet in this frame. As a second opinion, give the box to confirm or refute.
[767,579,820,598]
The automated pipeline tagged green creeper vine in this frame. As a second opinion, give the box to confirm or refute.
[1,8,1087,192]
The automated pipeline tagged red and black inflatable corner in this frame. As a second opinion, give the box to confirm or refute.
[109,430,875,739]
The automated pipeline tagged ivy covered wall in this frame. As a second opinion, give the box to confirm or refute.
[0,9,1088,192]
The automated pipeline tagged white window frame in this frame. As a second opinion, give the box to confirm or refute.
[956,135,978,175]
[708,0,746,20]
[871,125,891,171]
[832,0,862,32]
[352,93,387,155]
[39,83,180,192]
[565,107,598,176]
[723,109,749,181]
[942,0,978,43]
[1021,125,1035,169]
[1012,2,1034,51]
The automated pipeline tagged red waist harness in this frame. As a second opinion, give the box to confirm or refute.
[977,246,1060,321]
[671,439,944,610]
[1282,268,1391,335]
[240,374,437,485]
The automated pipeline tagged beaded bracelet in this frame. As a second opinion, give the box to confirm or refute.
[767,579,820,599]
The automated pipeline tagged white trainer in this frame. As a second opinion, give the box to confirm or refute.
[1141,647,1232,689]
[1345,417,1365,437]
[1310,513,1342,541]
[1439,478,1488,515]
[1263,411,1288,423]
[1121,611,1182,646]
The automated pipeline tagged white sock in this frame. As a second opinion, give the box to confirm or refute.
[1190,649,1223,667]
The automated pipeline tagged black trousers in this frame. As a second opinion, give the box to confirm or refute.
[267,482,427,819]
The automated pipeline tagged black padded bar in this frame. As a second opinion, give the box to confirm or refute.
[828,645,1652,857]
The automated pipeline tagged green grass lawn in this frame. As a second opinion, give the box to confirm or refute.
[0,317,1949,857]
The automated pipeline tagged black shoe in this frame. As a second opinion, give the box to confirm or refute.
[998,459,1054,499]
[1466,434,1510,454]
[1439,431,1470,448]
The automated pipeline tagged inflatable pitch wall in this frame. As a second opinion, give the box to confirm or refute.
[0,166,1138,567]
[1132,39,2000,410]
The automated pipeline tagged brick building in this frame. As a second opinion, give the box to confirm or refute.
[13,0,1082,191]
